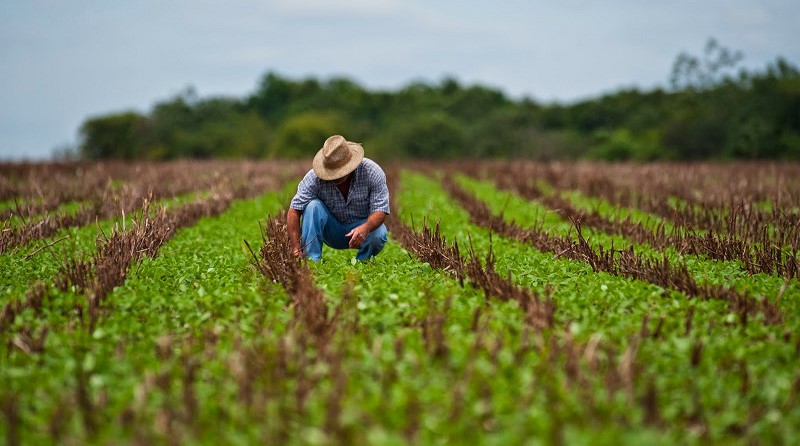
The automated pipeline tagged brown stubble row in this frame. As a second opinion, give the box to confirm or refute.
[385,169,555,331]
[237,169,660,442]
[476,161,800,216]
[246,213,337,345]
[454,162,800,280]
[460,161,800,240]
[536,192,799,280]
[0,164,307,445]
[59,194,234,332]
[0,193,234,342]
[385,168,681,435]
[58,290,654,444]
[0,165,754,443]
[0,161,298,254]
[1,162,298,342]
[0,160,275,208]
[242,211,372,443]
[440,174,782,326]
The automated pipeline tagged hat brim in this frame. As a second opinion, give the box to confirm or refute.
[312,142,364,181]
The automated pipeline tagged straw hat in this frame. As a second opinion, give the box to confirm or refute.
[312,135,364,181]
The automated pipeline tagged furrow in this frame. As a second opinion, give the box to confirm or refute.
[0,161,303,254]
[474,170,799,280]
[386,169,555,331]
[441,174,782,325]
[1,165,301,336]
[247,212,335,344]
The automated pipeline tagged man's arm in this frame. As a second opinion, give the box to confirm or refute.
[347,161,390,249]
[287,208,304,256]
[288,170,319,257]
[345,211,386,249]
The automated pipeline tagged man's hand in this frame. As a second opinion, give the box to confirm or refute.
[346,212,386,249]
[292,244,304,258]
[346,224,369,249]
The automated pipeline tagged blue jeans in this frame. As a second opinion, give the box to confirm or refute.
[301,199,388,261]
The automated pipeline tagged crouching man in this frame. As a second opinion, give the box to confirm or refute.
[287,135,390,261]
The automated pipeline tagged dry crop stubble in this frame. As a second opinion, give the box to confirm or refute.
[440,174,782,324]
[398,167,800,440]
[0,160,302,254]
[4,161,302,344]
[247,212,335,344]
[386,169,555,331]
[456,162,800,279]
[2,160,799,443]
[390,168,687,436]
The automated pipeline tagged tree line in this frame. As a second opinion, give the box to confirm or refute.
[78,40,800,161]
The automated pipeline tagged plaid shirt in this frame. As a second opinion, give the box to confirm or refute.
[290,158,390,224]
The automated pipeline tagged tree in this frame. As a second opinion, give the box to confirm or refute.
[385,112,466,159]
[75,52,800,162]
[79,112,149,159]
[669,38,743,91]
[270,112,345,158]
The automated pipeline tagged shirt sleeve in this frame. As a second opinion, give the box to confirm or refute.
[290,170,319,211]
[368,163,391,215]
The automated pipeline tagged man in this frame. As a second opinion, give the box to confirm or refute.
[288,134,390,261]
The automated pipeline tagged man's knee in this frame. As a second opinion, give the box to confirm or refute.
[302,200,329,225]
[301,200,330,245]
[374,224,388,242]
[366,224,388,247]
[356,224,388,261]
[303,199,326,216]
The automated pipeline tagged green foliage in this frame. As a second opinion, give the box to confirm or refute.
[400,170,800,443]
[79,111,149,160]
[538,41,800,161]
[0,186,294,444]
[271,111,345,158]
[78,40,800,161]
[669,37,744,91]
[2,169,799,443]
[384,111,466,159]
[588,128,662,161]
[455,173,797,324]
[79,90,273,159]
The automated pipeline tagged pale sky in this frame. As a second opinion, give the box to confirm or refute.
[1,0,798,159]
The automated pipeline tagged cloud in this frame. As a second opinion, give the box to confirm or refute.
[270,0,403,16]
[725,6,770,26]
[2,0,800,158]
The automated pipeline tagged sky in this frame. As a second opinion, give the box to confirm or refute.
[1,0,798,160]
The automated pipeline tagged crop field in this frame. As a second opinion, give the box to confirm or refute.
[1,160,799,444]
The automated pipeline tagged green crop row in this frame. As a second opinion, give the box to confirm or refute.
[399,170,800,442]
[0,185,294,444]
[1,167,798,444]
[0,191,214,302]
[1,200,88,228]
[454,174,800,329]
